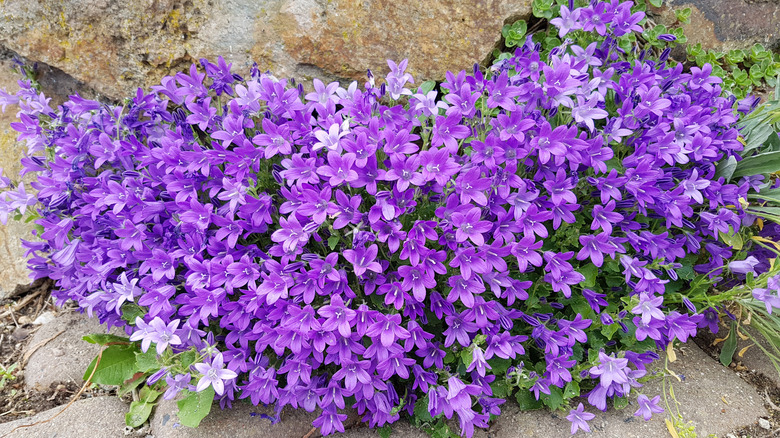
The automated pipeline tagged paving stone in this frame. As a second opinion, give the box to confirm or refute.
[342,342,766,437]
[0,396,128,438]
[150,397,320,438]
[24,310,126,390]
[731,326,780,389]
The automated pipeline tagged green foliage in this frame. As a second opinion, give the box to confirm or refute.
[719,320,738,367]
[689,42,780,98]
[82,333,131,345]
[0,363,18,390]
[177,387,215,428]
[83,344,139,386]
[532,0,555,19]
[126,387,162,427]
[502,20,528,48]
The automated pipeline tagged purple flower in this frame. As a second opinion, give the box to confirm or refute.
[129,316,182,355]
[753,288,780,314]
[728,256,760,276]
[634,394,664,421]
[164,373,192,400]
[193,352,238,396]
[318,295,356,337]
[566,403,595,434]
[550,5,582,37]
[317,151,358,186]
[343,244,382,277]
[451,207,493,246]
[589,351,629,387]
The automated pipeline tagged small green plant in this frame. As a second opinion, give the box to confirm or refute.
[0,362,18,390]
[662,353,698,438]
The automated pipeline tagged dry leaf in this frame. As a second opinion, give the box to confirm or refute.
[665,418,680,438]
[738,344,754,358]
[667,342,677,362]
[667,369,682,382]
[712,337,727,346]
[721,396,729,405]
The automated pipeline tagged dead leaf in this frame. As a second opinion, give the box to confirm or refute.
[665,418,680,438]
[738,344,754,358]
[721,396,729,405]
[667,342,677,362]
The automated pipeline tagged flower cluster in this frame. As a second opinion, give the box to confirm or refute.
[0,1,769,435]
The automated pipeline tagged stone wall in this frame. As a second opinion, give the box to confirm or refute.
[0,0,534,100]
[0,0,778,298]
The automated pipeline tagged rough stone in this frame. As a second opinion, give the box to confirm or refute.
[732,325,780,389]
[0,396,128,438]
[340,342,766,438]
[24,310,125,390]
[150,397,320,438]
[655,0,780,52]
[0,57,35,300]
[0,0,531,100]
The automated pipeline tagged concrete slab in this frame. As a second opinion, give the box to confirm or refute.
[0,396,127,438]
[342,342,767,437]
[150,398,320,438]
[23,310,125,390]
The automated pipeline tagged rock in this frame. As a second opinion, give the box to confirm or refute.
[32,311,56,325]
[0,396,128,437]
[24,310,125,390]
[759,417,771,430]
[0,57,36,301]
[655,0,780,52]
[0,0,532,100]
[150,397,321,438]
[734,326,780,389]
[340,342,765,438]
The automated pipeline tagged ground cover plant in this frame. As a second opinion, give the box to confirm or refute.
[2,0,780,436]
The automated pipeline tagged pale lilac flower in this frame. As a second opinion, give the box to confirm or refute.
[566,403,594,434]
[193,352,237,396]
[634,394,664,421]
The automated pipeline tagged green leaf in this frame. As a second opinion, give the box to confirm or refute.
[675,7,691,24]
[83,344,139,386]
[648,0,662,7]
[515,389,543,410]
[579,264,598,288]
[125,400,155,428]
[413,395,433,423]
[720,320,738,367]
[118,372,147,397]
[540,386,564,410]
[733,151,780,178]
[490,379,511,398]
[460,349,473,367]
[82,333,131,345]
[613,395,629,410]
[135,350,159,372]
[601,322,619,340]
[139,386,162,403]
[121,303,147,325]
[179,350,198,368]
[718,227,744,251]
[418,80,436,95]
[327,236,339,250]
[563,381,580,399]
[714,155,737,181]
[378,425,393,438]
[177,387,215,428]
[726,49,745,65]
